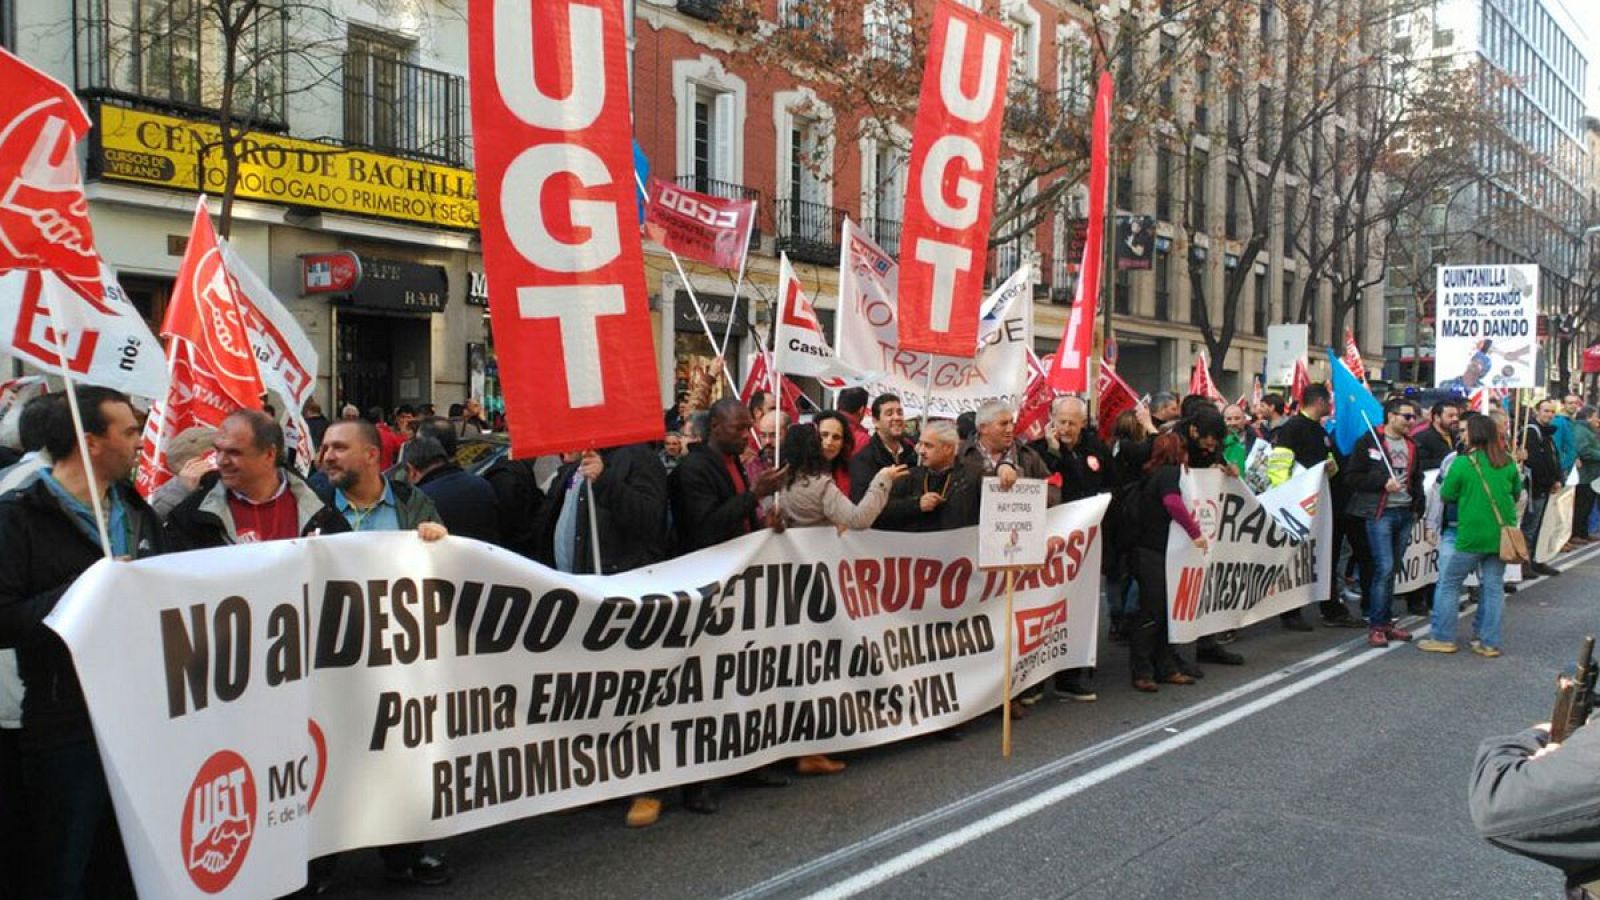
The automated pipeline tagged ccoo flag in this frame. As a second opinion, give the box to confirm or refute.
[1328,350,1382,455]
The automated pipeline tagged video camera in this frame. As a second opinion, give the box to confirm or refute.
[1551,636,1597,743]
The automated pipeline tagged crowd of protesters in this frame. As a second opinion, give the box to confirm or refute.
[0,374,1590,897]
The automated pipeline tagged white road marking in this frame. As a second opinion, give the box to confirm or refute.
[728,543,1600,900]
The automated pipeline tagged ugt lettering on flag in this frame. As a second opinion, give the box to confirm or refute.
[469,0,662,457]
[895,0,1010,358]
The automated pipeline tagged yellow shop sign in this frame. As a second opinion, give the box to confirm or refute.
[94,105,479,231]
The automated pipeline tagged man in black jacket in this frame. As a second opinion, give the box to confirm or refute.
[1028,395,1110,700]
[1415,399,1462,472]
[404,435,504,546]
[668,398,787,813]
[1344,397,1426,647]
[1522,398,1564,577]
[537,442,668,574]
[877,419,980,532]
[849,393,916,501]
[0,386,158,898]
[166,410,349,549]
[672,398,787,555]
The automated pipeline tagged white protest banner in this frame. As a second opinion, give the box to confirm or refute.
[1394,508,1439,594]
[978,477,1049,569]
[1435,264,1538,390]
[836,218,1031,416]
[775,252,875,386]
[53,499,1108,898]
[1265,323,1308,387]
[0,266,169,398]
[1536,485,1574,564]
[1166,464,1333,643]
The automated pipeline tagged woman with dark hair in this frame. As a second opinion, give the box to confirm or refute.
[773,422,904,775]
[811,410,857,495]
[777,423,905,534]
[1129,431,1206,692]
[1418,413,1520,657]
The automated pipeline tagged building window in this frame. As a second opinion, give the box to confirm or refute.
[1194,60,1210,132]
[1257,85,1273,163]
[1282,272,1296,326]
[779,0,831,34]
[1192,149,1209,231]
[675,58,748,196]
[691,87,738,189]
[1115,266,1131,315]
[1228,87,1243,150]
[77,0,287,126]
[1116,159,1133,209]
[1159,34,1176,112]
[864,0,910,65]
[864,136,906,255]
[1225,166,1240,239]
[1252,270,1267,335]
[1283,185,1298,241]
[0,0,13,50]
[1156,148,1172,221]
[343,28,468,164]
[1155,248,1171,321]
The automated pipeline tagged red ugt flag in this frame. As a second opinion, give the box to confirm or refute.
[469,0,662,457]
[162,198,265,410]
[0,48,104,303]
[895,0,1011,357]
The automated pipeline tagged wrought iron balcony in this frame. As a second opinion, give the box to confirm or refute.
[776,197,846,266]
[674,175,764,250]
[343,51,469,165]
[862,216,901,257]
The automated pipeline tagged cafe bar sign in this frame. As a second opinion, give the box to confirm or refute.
[347,256,448,312]
[92,105,478,231]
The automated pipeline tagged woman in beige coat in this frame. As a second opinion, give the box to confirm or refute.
[772,422,906,774]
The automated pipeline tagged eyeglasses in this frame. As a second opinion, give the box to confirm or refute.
[1398,413,1417,420]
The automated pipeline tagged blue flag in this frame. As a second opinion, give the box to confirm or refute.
[633,140,650,223]
[1328,349,1382,455]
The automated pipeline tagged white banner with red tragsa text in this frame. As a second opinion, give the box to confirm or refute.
[53,499,1107,897]
[469,0,662,457]
[1165,464,1333,643]
[836,219,1032,417]
[895,0,1010,357]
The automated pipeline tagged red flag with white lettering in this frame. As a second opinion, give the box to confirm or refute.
[739,351,801,424]
[1015,351,1056,442]
[1095,359,1139,444]
[1289,357,1310,408]
[469,0,662,457]
[135,342,241,496]
[161,198,265,410]
[895,0,1011,357]
[0,48,104,304]
[1048,72,1113,392]
[643,177,756,270]
[1342,328,1367,383]
[1189,351,1224,404]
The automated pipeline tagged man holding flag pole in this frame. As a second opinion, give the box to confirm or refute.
[1336,358,1425,648]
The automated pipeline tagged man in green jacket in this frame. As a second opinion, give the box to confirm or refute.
[1222,403,1250,474]
[1570,408,1600,545]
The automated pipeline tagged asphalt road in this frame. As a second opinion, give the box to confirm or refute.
[319,544,1600,900]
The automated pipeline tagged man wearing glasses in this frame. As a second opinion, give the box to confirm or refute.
[1344,399,1427,647]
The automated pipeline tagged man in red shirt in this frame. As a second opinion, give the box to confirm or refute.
[165,409,348,548]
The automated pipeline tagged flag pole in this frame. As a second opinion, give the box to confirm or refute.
[40,278,112,560]
[584,475,603,574]
[1358,408,1400,483]
[717,216,756,361]
[635,172,742,398]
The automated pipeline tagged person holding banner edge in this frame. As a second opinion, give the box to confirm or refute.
[1344,398,1426,648]
[1522,399,1564,578]
[0,385,158,898]
[1130,429,1204,692]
